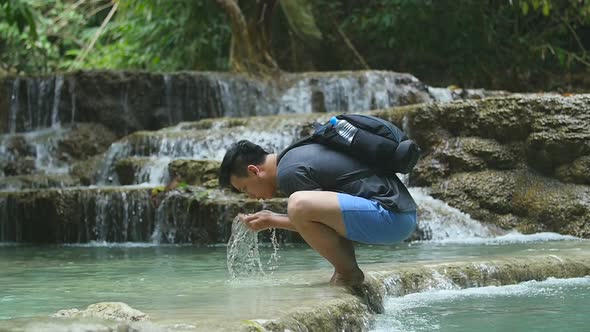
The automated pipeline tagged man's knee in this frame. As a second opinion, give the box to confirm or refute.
[287,191,313,222]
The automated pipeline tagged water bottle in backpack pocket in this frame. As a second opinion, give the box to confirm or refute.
[279,114,421,174]
[329,116,358,144]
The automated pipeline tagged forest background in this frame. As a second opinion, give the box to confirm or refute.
[1,0,589,92]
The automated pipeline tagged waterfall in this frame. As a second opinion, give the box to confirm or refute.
[9,78,20,134]
[69,77,76,124]
[51,76,64,128]
[427,86,454,102]
[164,74,173,123]
[94,117,306,185]
[410,187,501,241]
[24,77,53,131]
[0,127,70,177]
[94,142,131,185]
[0,197,9,241]
[136,157,172,185]
[26,79,35,131]
[27,128,70,174]
[79,188,153,242]
[150,192,191,244]
[279,79,313,114]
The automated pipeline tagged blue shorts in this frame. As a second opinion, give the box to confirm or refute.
[337,193,417,245]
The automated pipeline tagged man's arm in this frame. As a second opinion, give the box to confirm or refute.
[239,211,297,232]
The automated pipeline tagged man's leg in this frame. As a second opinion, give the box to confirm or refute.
[287,190,364,286]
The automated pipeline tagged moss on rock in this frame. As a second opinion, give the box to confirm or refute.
[555,155,590,185]
[58,123,117,161]
[257,254,590,332]
[168,159,220,188]
[113,157,150,185]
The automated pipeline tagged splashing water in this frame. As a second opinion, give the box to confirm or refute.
[226,213,281,279]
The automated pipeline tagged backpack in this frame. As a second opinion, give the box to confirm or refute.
[278,114,421,177]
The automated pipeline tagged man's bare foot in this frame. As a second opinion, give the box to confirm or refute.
[329,268,364,286]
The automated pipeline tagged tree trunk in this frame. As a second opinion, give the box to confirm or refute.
[216,0,279,75]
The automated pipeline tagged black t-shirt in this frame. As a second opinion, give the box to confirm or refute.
[277,143,417,212]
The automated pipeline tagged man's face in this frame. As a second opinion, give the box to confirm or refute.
[230,166,275,199]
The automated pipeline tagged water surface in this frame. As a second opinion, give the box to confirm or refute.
[372,277,590,332]
[0,236,586,330]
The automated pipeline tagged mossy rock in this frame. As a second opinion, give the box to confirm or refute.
[0,174,80,190]
[114,157,151,185]
[511,174,590,235]
[555,155,590,185]
[58,123,118,161]
[410,155,450,187]
[431,170,518,215]
[70,155,103,185]
[436,137,518,171]
[429,169,590,237]
[1,156,35,176]
[168,159,220,188]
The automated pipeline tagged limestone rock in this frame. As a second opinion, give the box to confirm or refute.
[114,157,150,185]
[71,155,103,186]
[53,302,149,322]
[555,155,590,185]
[0,174,79,190]
[401,94,590,237]
[427,169,590,237]
[168,159,220,188]
[58,123,118,161]
[1,156,35,176]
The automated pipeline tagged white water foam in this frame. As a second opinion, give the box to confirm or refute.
[227,215,265,279]
[427,87,454,103]
[410,187,499,240]
[51,75,64,128]
[410,187,582,244]
[9,78,20,133]
[434,231,582,245]
[136,157,172,185]
[226,214,280,280]
[0,127,71,175]
[372,276,590,332]
[62,241,166,248]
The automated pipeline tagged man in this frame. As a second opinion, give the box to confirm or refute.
[219,139,417,286]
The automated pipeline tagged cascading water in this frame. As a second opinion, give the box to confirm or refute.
[226,215,265,278]
[51,76,64,128]
[93,116,310,185]
[68,77,76,124]
[410,187,501,241]
[227,213,281,279]
[9,78,20,134]
[164,74,173,123]
[0,127,71,177]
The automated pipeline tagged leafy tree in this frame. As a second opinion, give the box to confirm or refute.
[336,0,590,89]
[1,0,589,91]
[0,0,110,74]
[77,1,231,71]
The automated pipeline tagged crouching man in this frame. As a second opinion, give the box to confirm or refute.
[219,139,417,286]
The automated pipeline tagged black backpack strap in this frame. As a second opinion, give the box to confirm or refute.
[277,121,325,164]
[277,136,316,164]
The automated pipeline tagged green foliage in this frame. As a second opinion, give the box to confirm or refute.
[1,0,230,74]
[0,0,105,74]
[2,0,589,91]
[78,1,231,71]
[333,0,590,89]
[0,0,37,38]
[515,0,590,69]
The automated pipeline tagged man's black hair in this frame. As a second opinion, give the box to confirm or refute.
[219,140,269,188]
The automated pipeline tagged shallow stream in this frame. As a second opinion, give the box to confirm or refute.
[1,236,587,330]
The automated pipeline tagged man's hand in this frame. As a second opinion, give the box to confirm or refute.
[238,210,275,232]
